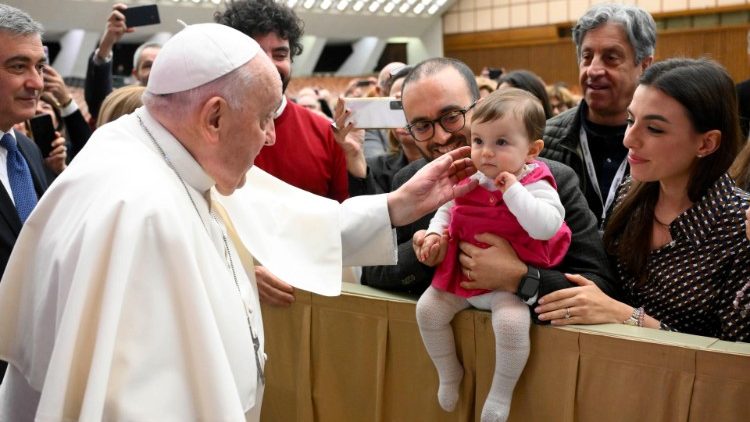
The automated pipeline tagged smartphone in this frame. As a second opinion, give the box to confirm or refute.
[344,97,407,129]
[122,4,160,28]
[28,114,56,157]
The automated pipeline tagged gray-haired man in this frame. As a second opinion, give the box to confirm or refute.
[542,3,656,227]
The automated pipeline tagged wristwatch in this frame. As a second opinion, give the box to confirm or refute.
[516,265,540,302]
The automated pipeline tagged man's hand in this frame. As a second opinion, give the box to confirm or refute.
[42,65,72,108]
[457,233,526,293]
[387,146,477,226]
[97,3,133,61]
[255,265,295,307]
[331,97,366,178]
[44,133,67,175]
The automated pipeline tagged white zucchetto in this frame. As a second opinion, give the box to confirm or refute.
[147,23,260,95]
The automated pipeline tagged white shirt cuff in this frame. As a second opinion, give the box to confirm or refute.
[92,48,113,65]
[60,99,79,117]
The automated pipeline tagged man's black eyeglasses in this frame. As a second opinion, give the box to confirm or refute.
[405,101,478,142]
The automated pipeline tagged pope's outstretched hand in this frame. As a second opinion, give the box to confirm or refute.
[387,146,477,227]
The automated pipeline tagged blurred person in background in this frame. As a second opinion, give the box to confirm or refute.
[475,76,497,99]
[19,95,69,177]
[95,85,145,127]
[546,83,579,117]
[295,87,329,119]
[343,77,377,98]
[85,3,161,121]
[730,138,750,191]
[41,65,92,160]
[498,70,553,119]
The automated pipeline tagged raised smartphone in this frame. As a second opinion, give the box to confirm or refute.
[343,97,407,129]
[122,4,160,28]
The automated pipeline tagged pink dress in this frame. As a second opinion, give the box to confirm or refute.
[431,162,572,298]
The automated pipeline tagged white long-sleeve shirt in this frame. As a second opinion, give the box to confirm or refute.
[427,167,565,241]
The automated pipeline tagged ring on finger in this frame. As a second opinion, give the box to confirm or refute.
[564,307,571,319]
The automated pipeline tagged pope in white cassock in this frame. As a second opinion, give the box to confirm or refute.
[0,23,477,421]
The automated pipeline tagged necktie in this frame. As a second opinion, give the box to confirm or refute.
[0,133,38,223]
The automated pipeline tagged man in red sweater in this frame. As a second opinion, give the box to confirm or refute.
[216,0,349,305]
[215,0,348,203]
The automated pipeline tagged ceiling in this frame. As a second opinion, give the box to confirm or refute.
[9,0,445,42]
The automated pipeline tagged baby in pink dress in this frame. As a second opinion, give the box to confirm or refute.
[416,88,571,422]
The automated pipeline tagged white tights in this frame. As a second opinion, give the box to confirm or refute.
[416,286,530,422]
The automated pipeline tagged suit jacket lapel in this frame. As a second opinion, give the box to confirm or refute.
[0,131,46,235]
[0,164,22,236]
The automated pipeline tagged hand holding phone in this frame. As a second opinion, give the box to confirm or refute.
[122,4,160,28]
[343,97,407,129]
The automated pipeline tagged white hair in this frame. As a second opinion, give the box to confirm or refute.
[142,61,257,121]
[133,42,161,69]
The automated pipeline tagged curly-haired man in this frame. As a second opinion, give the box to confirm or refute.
[216,0,349,306]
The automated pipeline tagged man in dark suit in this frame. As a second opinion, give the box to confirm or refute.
[361,57,616,306]
[0,2,56,381]
[0,4,50,276]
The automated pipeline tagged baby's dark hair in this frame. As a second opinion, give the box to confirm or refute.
[471,87,546,141]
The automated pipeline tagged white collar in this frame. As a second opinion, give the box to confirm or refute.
[274,95,288,119]
[135,107,215,195]
[474,162,537,190]
[0,129,17,142]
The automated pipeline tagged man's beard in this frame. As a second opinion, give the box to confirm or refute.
[281,70,291,93]
[417,132,469,162]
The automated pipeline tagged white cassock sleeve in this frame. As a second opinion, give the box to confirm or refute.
[217,167,396,297]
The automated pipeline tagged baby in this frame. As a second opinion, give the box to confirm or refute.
[416,88,571,422]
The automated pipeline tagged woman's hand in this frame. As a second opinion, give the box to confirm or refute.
[44,132,67,175]
[331,97,366,178]
[535,274,631,325]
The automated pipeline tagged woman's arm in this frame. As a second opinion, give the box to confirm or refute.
[535,274,662,328]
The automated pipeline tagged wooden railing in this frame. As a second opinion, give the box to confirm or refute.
[260,283,750,422]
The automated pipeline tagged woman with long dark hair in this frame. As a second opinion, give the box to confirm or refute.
[534,58,750,341]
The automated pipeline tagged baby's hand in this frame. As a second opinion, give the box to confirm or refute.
[494,171,517,193]
[418,233,447,267]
